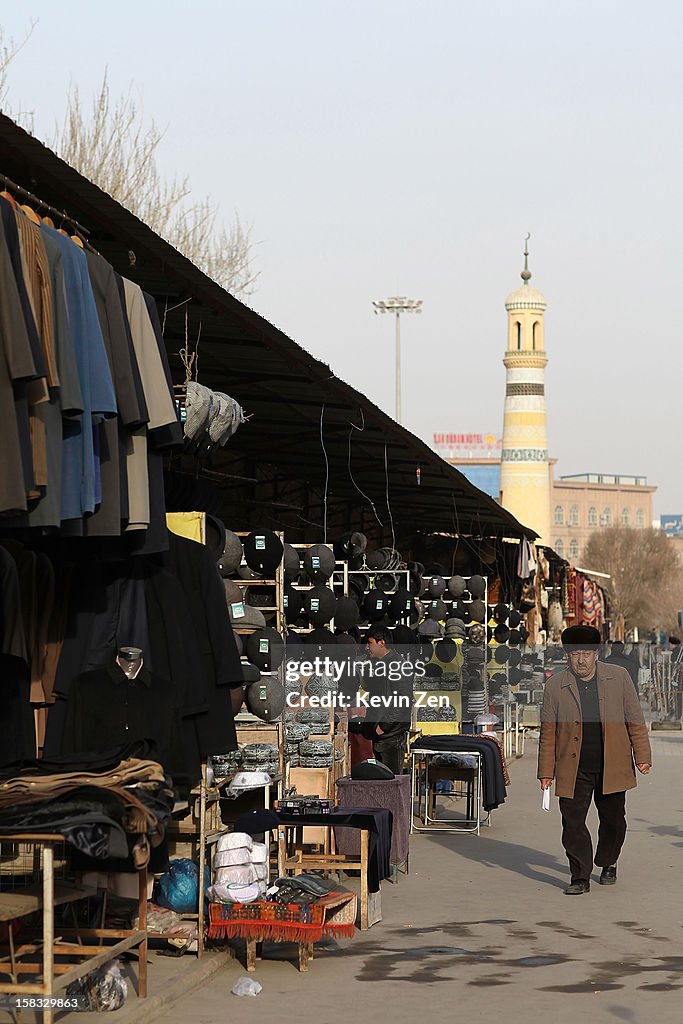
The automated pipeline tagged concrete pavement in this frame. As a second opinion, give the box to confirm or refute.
[138,732,683,1024]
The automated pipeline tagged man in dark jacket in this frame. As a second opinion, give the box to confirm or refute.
[604,641,640,693]
[362,626,410,774]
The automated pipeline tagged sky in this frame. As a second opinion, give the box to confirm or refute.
[3,0,682,514]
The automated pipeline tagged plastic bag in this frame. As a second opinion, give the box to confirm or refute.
[155,859,203,914]
[231,976,262,997]
[66,959,128,1011]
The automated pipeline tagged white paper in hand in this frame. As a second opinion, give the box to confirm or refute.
[542,787,551,812]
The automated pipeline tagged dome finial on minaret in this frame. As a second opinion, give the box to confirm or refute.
[521,232,532,284]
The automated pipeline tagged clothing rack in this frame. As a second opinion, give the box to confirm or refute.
[1,172,90,239]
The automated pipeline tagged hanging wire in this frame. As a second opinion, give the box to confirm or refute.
[320,404,329,542]
[384,444,396,553]
[347,409,383,527]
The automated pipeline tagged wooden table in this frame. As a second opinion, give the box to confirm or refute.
[0,834,148,1024]
[277,823,376,929]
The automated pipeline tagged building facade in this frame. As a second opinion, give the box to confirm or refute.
[551,472,656,564]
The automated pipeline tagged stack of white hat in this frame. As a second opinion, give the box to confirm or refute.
[207,832,269,904]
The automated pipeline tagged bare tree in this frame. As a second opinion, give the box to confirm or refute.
[51,72,258,298]
[583,526,683,633]
[0,21,37,116]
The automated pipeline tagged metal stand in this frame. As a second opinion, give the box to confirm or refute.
[410,749,489,835]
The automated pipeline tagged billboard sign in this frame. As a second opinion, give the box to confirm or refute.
[433,431,502,459]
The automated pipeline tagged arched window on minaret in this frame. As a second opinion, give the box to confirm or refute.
[532,321,539,350]
[516,321,522,350]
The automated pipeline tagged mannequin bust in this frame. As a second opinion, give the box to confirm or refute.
[116,646,144,680]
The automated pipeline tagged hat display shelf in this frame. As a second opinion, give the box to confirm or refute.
[412,575,489,741]
[223,532,287,794]
[287,543,337,636]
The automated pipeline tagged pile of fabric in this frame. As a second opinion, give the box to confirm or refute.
[0,743,173,870]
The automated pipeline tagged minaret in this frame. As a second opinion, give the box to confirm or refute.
[499,236,550,544]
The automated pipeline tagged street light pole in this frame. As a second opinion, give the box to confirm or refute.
[372,296,422,424]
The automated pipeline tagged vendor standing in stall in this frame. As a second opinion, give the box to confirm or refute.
[363,626,411,774]
[538,625,652,895]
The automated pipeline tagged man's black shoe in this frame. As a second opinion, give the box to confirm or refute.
[564,880,590,895]
[599,866,617,885]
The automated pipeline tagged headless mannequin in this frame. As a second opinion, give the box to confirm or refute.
[116,646,143,680]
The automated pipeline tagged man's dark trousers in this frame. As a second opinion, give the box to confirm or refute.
[373,732,407,775]
[559,769,627,882]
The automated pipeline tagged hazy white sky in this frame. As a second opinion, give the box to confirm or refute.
[4,1,681,514]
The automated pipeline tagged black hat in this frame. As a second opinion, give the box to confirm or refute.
[494,645,511,664]
[435,637,457,663]
[245,677,286,721]
[234,808,280,835]
[306,627,337,651]
[408,570,422,596]
[304,585,337,625]
[561,625,601,647]
[335,630,358,645]
[205,515,227,561]
[364,589,391,622]
[243,531,283,577]
[375,573,397,593]
[469,599,487,624]
[241,662,260,683]
[448,575,467,599]
[493,603,509,625]
[284,544,301,581]
[427,599,448,621]
[423,663,443,680]
[468,574,487,598]
[508,666,524,686]
[303,544,335,582]
[493,624,511,644]
[508,609,522,628]
[246,627,286,671]
[334,596,360,631]
[518,625,530,643]
[366,549,389,571]
[218,530,244,576]
[389,588,415,623]
[508,648,522,667]
[426,575,447,598]
[508,628,522,646]
[392,624,417,645]
[284,586,305,624]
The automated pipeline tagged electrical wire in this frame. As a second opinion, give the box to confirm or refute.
[384,444,396,554]
[347,408,383,527]
[321,401,329,544]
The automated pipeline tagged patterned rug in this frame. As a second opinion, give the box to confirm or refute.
[207,892,357,943]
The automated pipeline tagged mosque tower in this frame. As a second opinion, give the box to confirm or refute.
[499,237,551,544]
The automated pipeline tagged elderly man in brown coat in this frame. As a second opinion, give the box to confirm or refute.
[538,625,652,895]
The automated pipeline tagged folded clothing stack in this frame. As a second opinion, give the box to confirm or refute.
[296,710,330,734]
[241,743,279,777]
[299,739,333,768]
[207,832,269,904]
[210,751,242,780]
[284,723,311,767]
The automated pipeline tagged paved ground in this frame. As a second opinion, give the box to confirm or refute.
[36,731,681,1024]
[131,732,683,1024]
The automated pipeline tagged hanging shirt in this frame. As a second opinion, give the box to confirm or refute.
[42,227,117,521]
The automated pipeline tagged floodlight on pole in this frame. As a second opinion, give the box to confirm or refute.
[372,296,422,424]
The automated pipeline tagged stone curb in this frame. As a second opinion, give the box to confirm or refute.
[106,952,228,1024]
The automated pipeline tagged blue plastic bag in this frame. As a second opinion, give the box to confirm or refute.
[155,859,205,914]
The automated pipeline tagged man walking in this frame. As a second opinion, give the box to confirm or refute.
[538,625,652,895]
